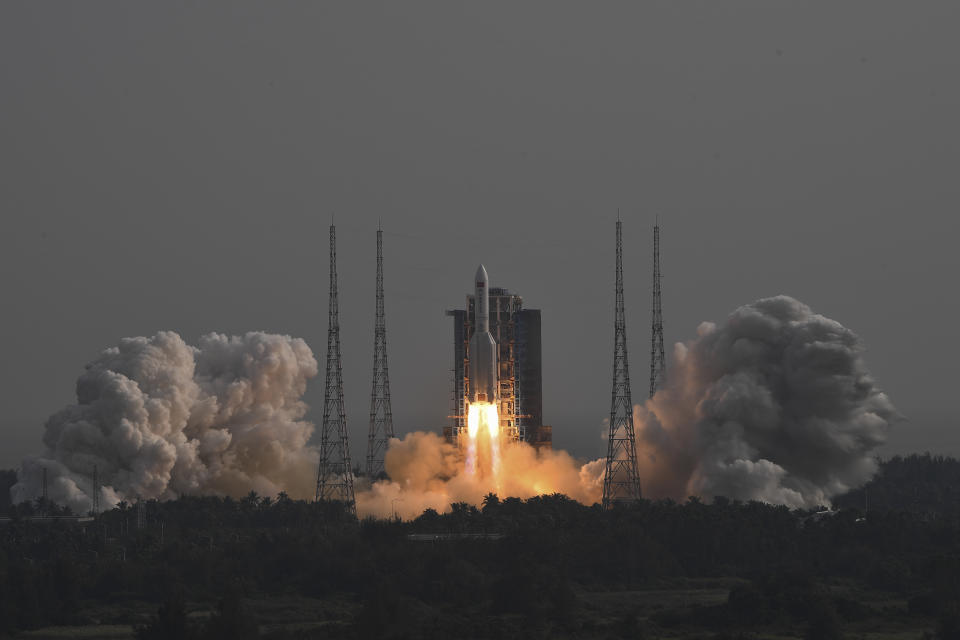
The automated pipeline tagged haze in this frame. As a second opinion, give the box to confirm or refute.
[2,2,957,469]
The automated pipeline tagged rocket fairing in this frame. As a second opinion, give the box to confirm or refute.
[468,264,499,404]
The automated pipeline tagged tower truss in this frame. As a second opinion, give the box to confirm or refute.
[92,464,100,515]
[649,219,666,397]
[366,223,395,479]
[315,224,357,516]
[602,218,642,508]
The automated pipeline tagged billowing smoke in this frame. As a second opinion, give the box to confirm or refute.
[11,331,319,513]
[11,295,896,517]
[11,328,602,519]
[636,296,897,508]
[356,432,605,520]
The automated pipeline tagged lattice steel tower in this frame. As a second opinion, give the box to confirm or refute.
[366,223,394,479]
[315,224,357,516]
[602,218,642,508]
[91,464,100,515]
[649,219,666,398]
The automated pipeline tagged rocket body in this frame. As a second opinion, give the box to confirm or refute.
[468,265,499,404]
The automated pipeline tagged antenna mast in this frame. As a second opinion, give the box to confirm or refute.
[315,224,357,516]
[649,219,666,397]
[367,223,395,479]
[602,218,642,508]
[92,464,101,515]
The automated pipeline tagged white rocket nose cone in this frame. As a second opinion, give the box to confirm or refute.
[475,264,488,283]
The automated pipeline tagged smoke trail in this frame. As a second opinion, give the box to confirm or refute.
[636,296,897,508]
[11,331,319,513]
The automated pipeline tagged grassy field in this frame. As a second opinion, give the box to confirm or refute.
[9,584,938,639]
[16,626,134,639]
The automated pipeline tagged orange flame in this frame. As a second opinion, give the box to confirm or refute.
[465,402,500,483]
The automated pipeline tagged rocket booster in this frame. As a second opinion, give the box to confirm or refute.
[468,264,499,404]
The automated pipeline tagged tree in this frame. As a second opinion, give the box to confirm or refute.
[202,592,258,640]
[939,606,960,640]
[804,598,842,640]
[136,595,189,640]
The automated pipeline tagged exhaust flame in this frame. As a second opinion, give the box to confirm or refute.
[464,402,501,482]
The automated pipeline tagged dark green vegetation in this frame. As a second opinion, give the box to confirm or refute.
[0,470,16,512]
[1,455,958,639]
[835,454,960,514]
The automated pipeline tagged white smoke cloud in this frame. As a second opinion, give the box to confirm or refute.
[636,296,897,508]
[11,331,319,513]
[10,295,896,517]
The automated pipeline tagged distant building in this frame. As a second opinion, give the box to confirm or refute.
[445,287,552,451]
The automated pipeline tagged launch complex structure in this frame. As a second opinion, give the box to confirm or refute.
[601,217,666,508]
[24,219,662,517]
[313,218,665,514]
[314,222,399,514]
[444,272,550,452]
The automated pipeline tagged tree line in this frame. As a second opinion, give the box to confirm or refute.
[0,454,958,638]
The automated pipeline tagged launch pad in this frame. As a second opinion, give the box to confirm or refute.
[445,266,552,453]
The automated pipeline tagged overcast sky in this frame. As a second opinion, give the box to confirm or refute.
[2,2,958,469]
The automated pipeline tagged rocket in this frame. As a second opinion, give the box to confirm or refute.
[469,264,499,404]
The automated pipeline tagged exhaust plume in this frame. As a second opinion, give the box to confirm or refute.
[356,432,605,520]
[11,331,319,513]
[636,295,897,508]
[10,295,895,517]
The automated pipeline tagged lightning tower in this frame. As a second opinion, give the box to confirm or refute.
[649,219,666,397]
[315,224,357,516]
[92,465,100,515]
[602,218,642,508]
[366,223,394,479]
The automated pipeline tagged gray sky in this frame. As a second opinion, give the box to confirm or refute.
[2,2,958,469]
